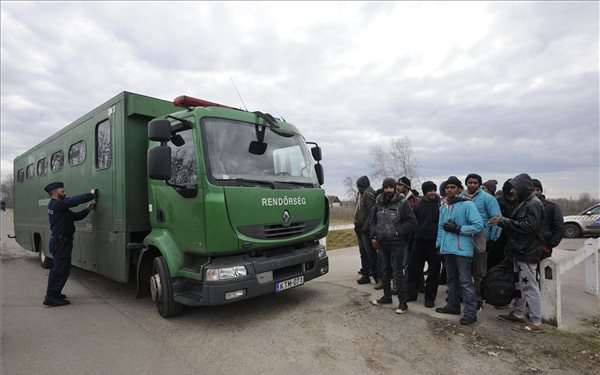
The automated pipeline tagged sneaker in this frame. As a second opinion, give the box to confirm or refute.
[43,296,70,306]
[373,280,383,290]
[460,316,477,325]
[476,301,483,311]
[435,306,461,315]
[371,297,393,306]
[395,303,408,314]
[498,312,528,324]
[356,276,371,285]
[512,323,544,333]
[424,300,435,308]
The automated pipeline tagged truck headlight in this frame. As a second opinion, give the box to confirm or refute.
[206,266,248,281]
[317,247,327,259]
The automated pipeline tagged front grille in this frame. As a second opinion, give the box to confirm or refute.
[238,220,320,239]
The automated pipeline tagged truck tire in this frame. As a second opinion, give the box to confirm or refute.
[150,256,183,318]
[39,249,53,269]
[564,223,581,238]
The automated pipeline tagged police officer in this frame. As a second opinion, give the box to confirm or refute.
[43,182,96,306]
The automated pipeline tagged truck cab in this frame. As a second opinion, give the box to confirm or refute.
[141,96,329,317]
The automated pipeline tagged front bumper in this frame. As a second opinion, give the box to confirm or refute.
[172,243,329,306]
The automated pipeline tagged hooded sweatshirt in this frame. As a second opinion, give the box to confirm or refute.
[414,195,440,240]
[354,176,376,230]
[498,173,545,263]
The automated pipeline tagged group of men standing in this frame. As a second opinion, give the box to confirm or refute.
[353,173,564,331]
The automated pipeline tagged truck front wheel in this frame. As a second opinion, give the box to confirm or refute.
[150,256,183,318]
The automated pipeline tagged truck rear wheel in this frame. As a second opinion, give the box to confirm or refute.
[150,256,182,318]
[39,249,53,269]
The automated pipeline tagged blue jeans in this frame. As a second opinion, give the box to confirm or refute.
[444,254,477,319]
[378,242,408,303]
[355,226,378,278]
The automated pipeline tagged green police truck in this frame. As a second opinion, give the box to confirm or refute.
[13,91,329,317]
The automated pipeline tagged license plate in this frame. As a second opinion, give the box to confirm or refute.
[275,276,304,292]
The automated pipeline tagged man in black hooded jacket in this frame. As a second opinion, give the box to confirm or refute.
[489,173,545,332]
[354,175,378,284]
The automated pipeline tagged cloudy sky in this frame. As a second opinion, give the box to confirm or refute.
[1,2,598,200]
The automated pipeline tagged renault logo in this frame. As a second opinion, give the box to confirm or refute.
[282,210,290,225]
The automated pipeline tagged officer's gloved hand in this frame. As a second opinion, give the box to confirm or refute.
[443,221,461,234]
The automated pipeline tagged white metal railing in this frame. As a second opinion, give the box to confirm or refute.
[540,238,600,327]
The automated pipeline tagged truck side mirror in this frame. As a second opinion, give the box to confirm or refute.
[314,163,324,186]
[148,146,172,180]
[148,119,171,142]
[311,146,322,161]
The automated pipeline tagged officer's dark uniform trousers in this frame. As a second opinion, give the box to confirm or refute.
[46,193,94,298]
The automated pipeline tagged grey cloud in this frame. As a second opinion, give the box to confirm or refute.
[1,2,597,200]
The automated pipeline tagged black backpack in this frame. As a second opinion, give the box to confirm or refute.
[481,262,517,306]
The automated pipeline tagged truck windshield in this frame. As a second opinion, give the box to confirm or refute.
[202,118,319,187]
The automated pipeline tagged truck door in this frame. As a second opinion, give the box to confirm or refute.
[153,126,206,258]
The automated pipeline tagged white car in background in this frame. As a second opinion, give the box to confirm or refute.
[563,203,600,238]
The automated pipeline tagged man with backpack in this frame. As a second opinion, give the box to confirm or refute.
[435,176,483,325]
[489,173,545,333]
[369,178,417,314]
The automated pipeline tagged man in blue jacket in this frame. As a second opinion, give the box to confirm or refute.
[435,176,483,325]
[43,182,96,307]
[463,173,502,311]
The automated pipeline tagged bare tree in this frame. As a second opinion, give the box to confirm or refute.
[343,175,359,200]
[1,173,14,208]
[390,137,418,181]
[368,144,390,181]
[369,136,419,182]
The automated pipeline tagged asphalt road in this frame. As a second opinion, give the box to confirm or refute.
[1,209,596,375]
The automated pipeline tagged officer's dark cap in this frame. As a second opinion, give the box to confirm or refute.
[44,181,64,193]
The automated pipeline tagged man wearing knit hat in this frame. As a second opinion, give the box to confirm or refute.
[395,176,420,296]
[397,176,420,210]
[369,178,417,314]
[435,176,483,325]
[43,182,97,307]
[463,173,502,311]
[407,181,442,308]
[532,179,564,259]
